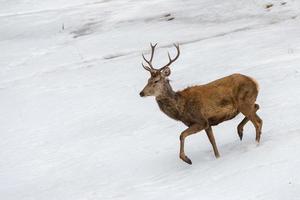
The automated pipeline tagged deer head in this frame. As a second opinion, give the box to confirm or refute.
[139,43,180,97]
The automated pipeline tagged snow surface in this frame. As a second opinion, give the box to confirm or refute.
[1,0,300,199]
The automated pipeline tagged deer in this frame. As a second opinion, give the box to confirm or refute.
[139,43,263,165]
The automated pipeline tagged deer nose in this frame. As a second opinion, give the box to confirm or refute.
[139,91,145,97]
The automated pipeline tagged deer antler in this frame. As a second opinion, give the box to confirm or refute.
[159,44,180,71]
[142,43,157,72]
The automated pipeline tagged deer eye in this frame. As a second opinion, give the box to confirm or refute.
[154,80,159,83]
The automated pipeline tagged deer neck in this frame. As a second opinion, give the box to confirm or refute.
[155,81,182,121]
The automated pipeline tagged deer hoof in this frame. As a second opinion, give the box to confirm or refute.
[239,133,243,141]
[180,155,192,165]
[256,138,260,144]
[237,128,243,141]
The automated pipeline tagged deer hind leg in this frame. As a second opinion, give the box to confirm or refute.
[179,123,207,165]
[237,104,260,141]
[239,103,262,143]
[254,113,263,142]
[205,126,220,158]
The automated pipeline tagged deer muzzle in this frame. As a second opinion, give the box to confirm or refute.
[139,91,145,97]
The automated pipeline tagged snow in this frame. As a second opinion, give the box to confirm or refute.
[1,0,300,199]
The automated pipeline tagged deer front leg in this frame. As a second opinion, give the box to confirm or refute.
[179,123,208,165]
[205,126,220,158]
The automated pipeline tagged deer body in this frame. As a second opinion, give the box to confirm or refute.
[140,44,262,164]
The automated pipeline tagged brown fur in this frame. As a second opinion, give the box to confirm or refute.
[140,44,263,165]
[176,74,258,126]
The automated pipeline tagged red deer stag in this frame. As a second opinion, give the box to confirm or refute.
[139,43,263,165]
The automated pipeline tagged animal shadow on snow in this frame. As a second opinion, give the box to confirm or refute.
[164,136,266,167]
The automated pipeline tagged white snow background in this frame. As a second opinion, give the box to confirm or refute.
[1,0,300,199]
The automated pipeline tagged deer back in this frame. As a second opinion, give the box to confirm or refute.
[178,73,259,126]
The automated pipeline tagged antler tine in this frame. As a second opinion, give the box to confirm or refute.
[142,43,157,69]
[142,62,151,72]
[142,54,154,70]
[149,43,157,63]
[160,43,180,70]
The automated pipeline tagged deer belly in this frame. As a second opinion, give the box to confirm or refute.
[207,106,239,126]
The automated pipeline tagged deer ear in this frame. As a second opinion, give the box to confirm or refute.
[161,67,171,77]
